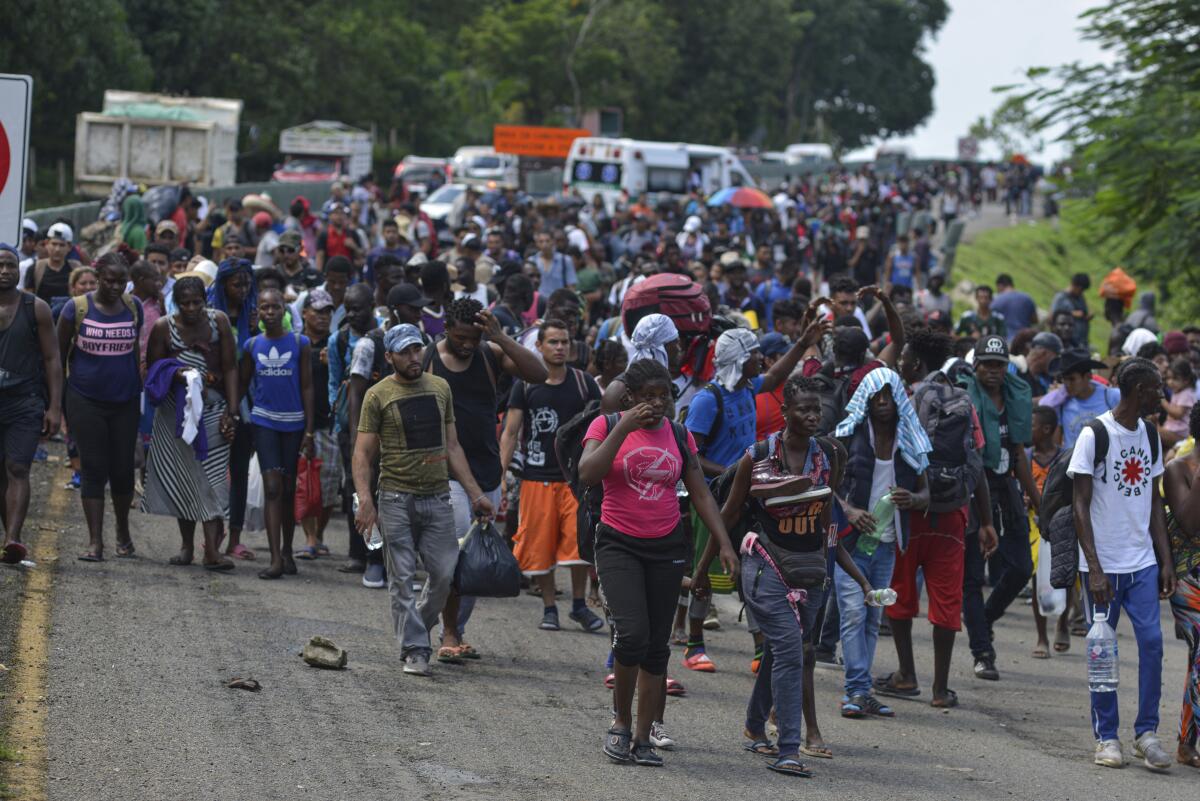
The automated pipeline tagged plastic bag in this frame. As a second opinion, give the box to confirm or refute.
[293,456,324,521]
[243,454,266,532]
[1036,537,1067,616]
[453,519,521,598]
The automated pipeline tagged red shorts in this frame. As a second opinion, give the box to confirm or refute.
[887,507,967,631]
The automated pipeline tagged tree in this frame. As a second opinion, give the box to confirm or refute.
[967,96,1045,159]
[1013,0,1200,306]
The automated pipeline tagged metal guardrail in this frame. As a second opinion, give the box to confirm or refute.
[27,181,336,235]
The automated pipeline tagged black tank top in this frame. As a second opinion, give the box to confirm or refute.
[34,261,71,305]
[0,293,43,395]
[426,343,501,492]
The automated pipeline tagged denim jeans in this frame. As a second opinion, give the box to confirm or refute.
[1081,565,1163,741]
[835,544,897,697]
[377,490,459,659]
[742,551,818,757]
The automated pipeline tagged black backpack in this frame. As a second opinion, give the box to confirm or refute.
[811,363,851,436]
[1039,418,1160,588]
[911,378,982,512]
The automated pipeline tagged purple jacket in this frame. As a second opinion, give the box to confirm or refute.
[144,358,209,460]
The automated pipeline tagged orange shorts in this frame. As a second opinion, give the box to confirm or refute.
[513,480,584,575]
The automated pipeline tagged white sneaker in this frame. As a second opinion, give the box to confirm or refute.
[649,721,676,750]
[1094,739,1124,768]
[402,653,432,677]
[1133,732,1172,770]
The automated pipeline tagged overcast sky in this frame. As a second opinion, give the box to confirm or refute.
[845,0,1107,163]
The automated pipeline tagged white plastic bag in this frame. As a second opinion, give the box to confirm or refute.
[1036,537,1067,616]
[243,454,266,532]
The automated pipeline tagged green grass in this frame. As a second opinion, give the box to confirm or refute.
[950,214,1112,353]
[0,740,16,762]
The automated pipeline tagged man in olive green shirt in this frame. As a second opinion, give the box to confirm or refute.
[354,324,493,677]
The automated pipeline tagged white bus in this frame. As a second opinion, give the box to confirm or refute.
[564,137,754,207]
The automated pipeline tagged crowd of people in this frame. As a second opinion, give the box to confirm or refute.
[1,160,1197,778]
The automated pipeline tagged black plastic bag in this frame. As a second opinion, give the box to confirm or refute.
[453,519,521,598]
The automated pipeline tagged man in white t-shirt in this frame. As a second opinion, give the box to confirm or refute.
[1068,357,1176,770]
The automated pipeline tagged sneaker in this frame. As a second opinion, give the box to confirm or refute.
[362,562,385,589]
[337,558,366,574]
[540,608,561,631]
[630,741,663,767]
[568,607,604,632]
[1094,739,1124,768]
[1133,731,1172,770]
[682,649,716,672]
[33,446,48,462]
[402,653,432,677]
[812,650,843,671]
[67,471,81,490]
[703,607,721,630]
[649,721,676,750]
[973,656,1000,681]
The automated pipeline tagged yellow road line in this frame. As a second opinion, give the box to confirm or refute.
[3,466,70,801]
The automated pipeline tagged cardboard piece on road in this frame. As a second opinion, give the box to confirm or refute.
[493,124,589,160]
[0,74,32,246]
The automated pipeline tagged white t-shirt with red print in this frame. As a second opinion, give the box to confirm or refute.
[1067,411,1163,574]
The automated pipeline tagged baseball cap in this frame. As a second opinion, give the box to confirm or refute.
[169,247,192,263]
[156,219,179,236]
[21,219,37,237]
[252,211,272,229]
[48,222,73,243]
[758,333,789,358]
[975,334,1010,363]
[388,282,431,309]
[1059,348,1106,375]
[276,230,302,250]
[384,323,424,353]
[303,288,335,311]
[460,233,482,251]
[1030,331,1063,355]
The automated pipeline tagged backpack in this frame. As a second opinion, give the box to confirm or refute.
[332,327,386,431]
[621,273,711,338]
[509,367,593,477]
[811,363,851,436]
[911,378,981,512]
[1038,418,1160,588]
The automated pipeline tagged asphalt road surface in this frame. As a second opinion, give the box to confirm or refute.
[2,446,1197,798]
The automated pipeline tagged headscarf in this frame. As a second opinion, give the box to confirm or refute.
[835,367,931,472]
[712,328,759,392]
[628,313,678,367]
[207,259,256,350]
[119,195,148,253]
[1121,327,1157,357]
[294,196,317,229]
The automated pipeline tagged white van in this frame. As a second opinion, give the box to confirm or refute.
[451,146,519,187]
[783,143,834,165]
[564,137,754,207]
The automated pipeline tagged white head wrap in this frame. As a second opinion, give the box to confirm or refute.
[1121,327,1157,357]
[713,328,760,392]
[628,313,679,367]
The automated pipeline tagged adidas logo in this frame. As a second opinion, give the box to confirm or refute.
[257,346,294,377]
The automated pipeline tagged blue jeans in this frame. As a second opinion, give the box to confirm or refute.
[835,544,897,697]
[1081,564,1163,741]
[742,551,818,757]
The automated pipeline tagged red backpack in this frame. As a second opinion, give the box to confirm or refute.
[621,273,711,338]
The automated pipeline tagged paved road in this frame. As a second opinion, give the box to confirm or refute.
[2,448,1197,800]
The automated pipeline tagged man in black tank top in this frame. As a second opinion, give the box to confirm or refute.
[0,246,63,562]
[425,297,547,659]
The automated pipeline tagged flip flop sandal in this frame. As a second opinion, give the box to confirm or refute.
[743,734,779,757]
[1053,632,1071,653]
[665,677,686,697]
[2,542,27,564]
[294,546,319,560]
[457,643,480,660]
[168,554,193,566]
[767,757,813,777]
[1031,645,1050,659]
[841,699,865,718]
[800,744,833,760]
[228,543,256,561]
[226,677,261,692]
[204,559,235,572]
[931,689,959,708]
[603,673,615,689]
[78,551,104,562]
[437,646,465,664]
[874,672,921,698]
[315,543,331,556]
[115,541,136,558]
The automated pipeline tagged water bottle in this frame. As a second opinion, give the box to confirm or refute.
[865,588,898,607]
[352,492,384,551]
[857,492,894,557]
[1086,611,1119,693]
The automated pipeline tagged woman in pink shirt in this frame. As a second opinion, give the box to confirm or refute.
[579,359,737,767]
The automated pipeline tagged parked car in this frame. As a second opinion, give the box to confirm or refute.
[392,156,449,199]
[420,183,469,235]
[451,146,519,187]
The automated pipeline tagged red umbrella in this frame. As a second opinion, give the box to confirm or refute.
[706,186,774,209]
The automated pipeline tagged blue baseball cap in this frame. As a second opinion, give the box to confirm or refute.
[384,324,424,353]
[758,332,790,357]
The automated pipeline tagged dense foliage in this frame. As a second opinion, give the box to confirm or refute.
[1,0,947,164]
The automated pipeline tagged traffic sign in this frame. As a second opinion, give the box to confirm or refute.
[0,74,32,246]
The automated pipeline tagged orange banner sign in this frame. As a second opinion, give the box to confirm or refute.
[493,125,590,159]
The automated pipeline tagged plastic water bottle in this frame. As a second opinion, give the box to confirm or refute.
[857,493,894,557]
[865,588,898,607]
[1086,612,1119,693]
[352,492,384,551]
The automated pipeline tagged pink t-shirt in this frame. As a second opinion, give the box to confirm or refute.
[583,414,698,538]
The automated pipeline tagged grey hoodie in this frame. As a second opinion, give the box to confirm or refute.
[1125,291,1158,333]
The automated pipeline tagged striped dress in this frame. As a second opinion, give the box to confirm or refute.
[140,310,230,522]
